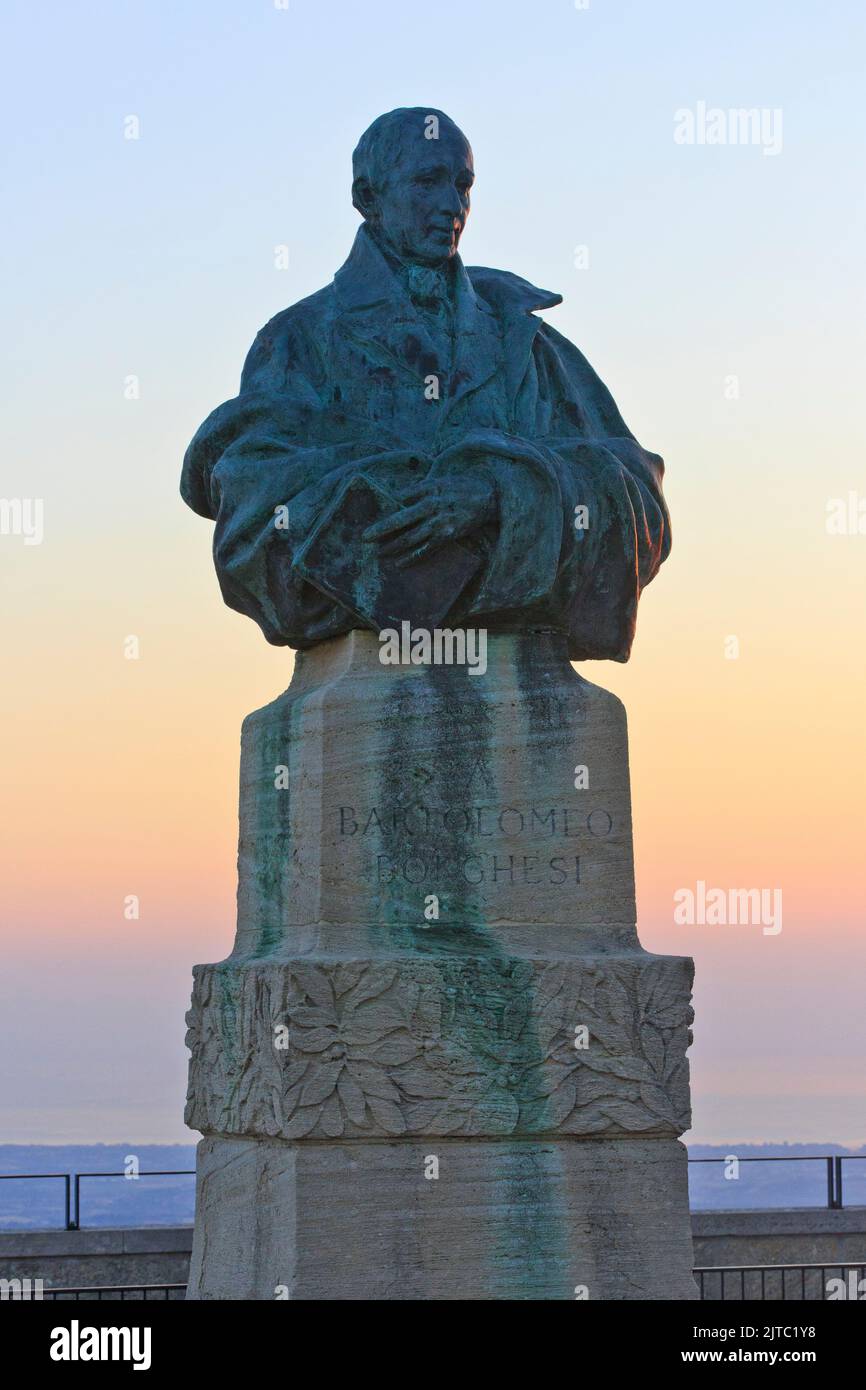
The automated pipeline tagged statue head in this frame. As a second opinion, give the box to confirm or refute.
[351,108,474,267]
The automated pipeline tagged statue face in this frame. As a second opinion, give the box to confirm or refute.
[371,125,474,266]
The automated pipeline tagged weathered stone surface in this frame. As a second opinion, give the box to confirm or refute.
[187,1134,696,1301]
[186,953,693,1143]
[692,1209,866,1273]
[0,1229,192,1294]
[185,632,696,1298]
[234,630,637,953]
[187,631,693,1149]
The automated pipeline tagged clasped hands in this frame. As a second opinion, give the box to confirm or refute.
[360,438,498,569]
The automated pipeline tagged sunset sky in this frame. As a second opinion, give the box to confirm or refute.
[2,0,864,1146]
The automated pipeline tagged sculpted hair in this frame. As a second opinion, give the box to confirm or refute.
[351,107,468,215]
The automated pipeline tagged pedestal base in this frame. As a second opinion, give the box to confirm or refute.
[187,1133,697,1300]
[185,633,697,1301]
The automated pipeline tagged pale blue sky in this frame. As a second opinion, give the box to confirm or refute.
[4,0,864,460]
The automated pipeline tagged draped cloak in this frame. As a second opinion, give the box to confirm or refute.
[181,225,670,661]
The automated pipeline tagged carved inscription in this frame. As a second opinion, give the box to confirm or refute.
[336,803,614,887]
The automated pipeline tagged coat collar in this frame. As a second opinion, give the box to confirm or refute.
[332,225,562,415]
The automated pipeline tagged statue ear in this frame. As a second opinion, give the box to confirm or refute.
[352,177,377,220]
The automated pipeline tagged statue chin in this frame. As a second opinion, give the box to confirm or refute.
[368,224,455,270]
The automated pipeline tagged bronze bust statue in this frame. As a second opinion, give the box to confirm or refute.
[181,107,669,660]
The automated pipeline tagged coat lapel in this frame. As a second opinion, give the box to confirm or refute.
[440,259,500,418]
[331,226,563,420]
[333,227,444,385]
[466,265,563,408]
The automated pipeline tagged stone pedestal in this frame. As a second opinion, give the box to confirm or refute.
[185,631,697,1299]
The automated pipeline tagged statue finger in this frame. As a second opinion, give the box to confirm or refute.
[397,489,436,511]
[376,518,435,557]
[363,501,429,542]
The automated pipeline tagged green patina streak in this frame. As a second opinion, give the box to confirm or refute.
[373,649,569,1296]
[250,690,298,959]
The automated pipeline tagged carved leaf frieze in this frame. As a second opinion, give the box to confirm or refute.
[185,956,693,1141]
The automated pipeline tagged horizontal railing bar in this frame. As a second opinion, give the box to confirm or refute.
[687,1155,854,1163]
[0,1173,73,1180]
[45,1284,188,1294]
[72,1170,195,1178]
[695,1262,866,1273]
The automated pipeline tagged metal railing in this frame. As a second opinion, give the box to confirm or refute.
[0,1173,72,1230]
[2,1156,865,1229]
[12,1267,866,1301]
[0,1169,194,1230]
[70,1170,194,1230]
[695,1262,866,1301]
[687,1154,866,1210]
[42,1283,187,1301]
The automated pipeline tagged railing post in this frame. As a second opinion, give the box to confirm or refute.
[70,1174,80,1230]
[64,1174,72,1231]
[827,1156,843,1209]
[827,1156,834,1208]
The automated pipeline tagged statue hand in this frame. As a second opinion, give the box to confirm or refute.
[362,476,496,568]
